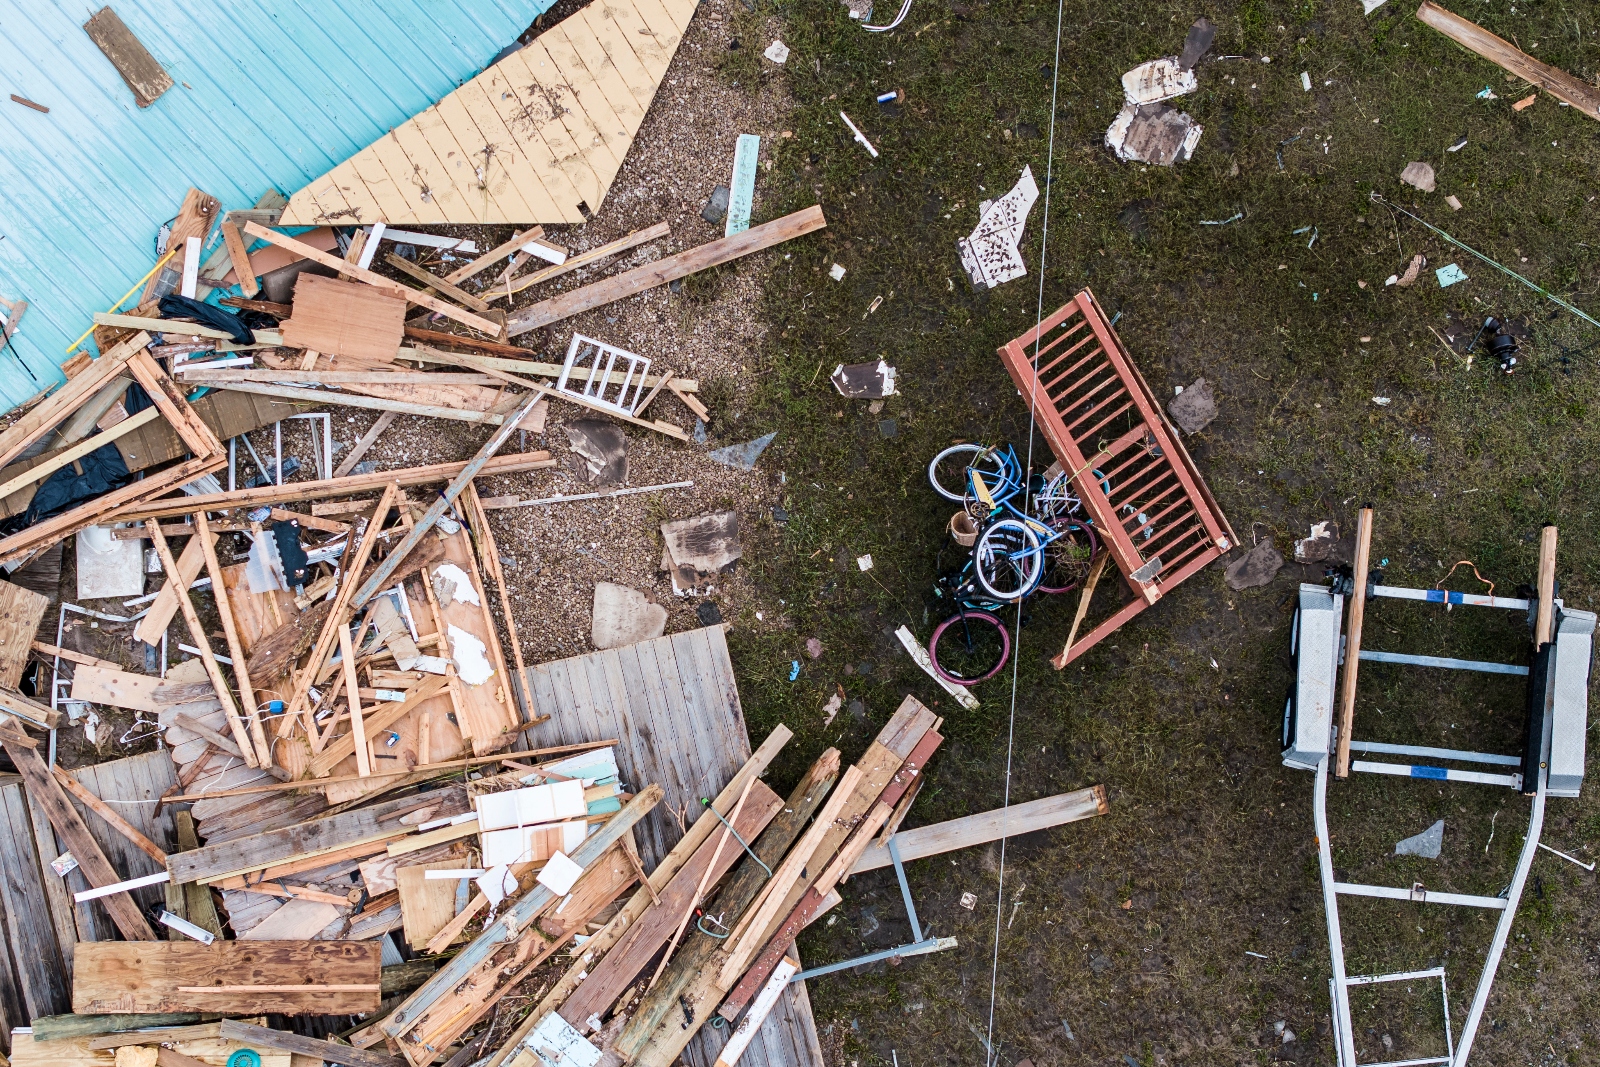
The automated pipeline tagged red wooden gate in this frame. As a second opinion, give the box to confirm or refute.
[997,289,1235,667]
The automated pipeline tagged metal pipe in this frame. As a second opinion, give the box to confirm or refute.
[1367,585,1530,611]
[1358,649,1527,676]
[1332,883,1507,909]
[789,937,957,983]
[1314,758,1358,1067]
[1349,741,1520,767]
[1350,760,1521,789]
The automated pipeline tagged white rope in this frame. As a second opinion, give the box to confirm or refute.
[985,0,1065,1060]
[862,0,913,32]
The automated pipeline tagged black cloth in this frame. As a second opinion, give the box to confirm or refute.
[0,444,130,537]
[271,519,309,585]
[157,295,255,345]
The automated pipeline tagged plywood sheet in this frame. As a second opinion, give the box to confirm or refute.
[397,859,465,950]
[70,664,161,711]
[0,579,49,688]
[279,274,405,363]
[279,0,699,225]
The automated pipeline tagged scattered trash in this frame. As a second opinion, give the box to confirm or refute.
[1386,253,1426,287]
[1435,262,1469,288]
[50,851,79,877]
[1122,58,1197,105]
[661,511,742,594]
[1395,819,1445,859]
[1106,103,1202,166]
[960,891,977,909]
[856,554,874,571]
[957,166,1039,290]
[829,263,847,281]
[1372,396,1392,406]
[806,638,824,659]
[822,687,842,725]
[1176,17,1217,71]
[763,39,790,64]
[1199,212,1243,226]
[1470,316,1520,374]
[1446,194,1463,210]
[706,431,777,470]
[701,184,731,224]
[831,359,897,398]
[1513,93,1537,112]
[1363,0,1387,14]
[566,419,629,486]
[591,582,668,650]
[1061,1018,1076,1041]
[1166,377,1217,434]
[1293,521,1344,564]
[1447,136,1468,152]
[1300,71,1311,91]
[839,110,879,157]
[1245,950,1270,959]
[789,660,801,681]
[876,89,903,104]
[1476,85,1497,99]
[1225,539,1285,591]
[1400,161,1436,192]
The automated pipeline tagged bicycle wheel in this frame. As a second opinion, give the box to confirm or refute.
[928,444,1006,502]
[928,610,1011,685]
[972,518,1043,601]
[1037,521,1100,594]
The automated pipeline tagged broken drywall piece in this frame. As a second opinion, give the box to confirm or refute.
[76,524,146,599]
[1225,539,1285,591]
[566,418,628,485]
[763,40,790,64]
[661,511,742,594]
[831,360,897,398]
[448,624,494,685]
[431,563,481,607]
[245,527,289,593]
[1395,819,1444,859]
[1400,161,1436,192]
[1166,378,1217,434]
[706,431,777,470]
[1177,18,1217,70]
[1122,58,1198,104]
[957,165,1039,290]
[592,582,669,650]
[1106,104,1203,166]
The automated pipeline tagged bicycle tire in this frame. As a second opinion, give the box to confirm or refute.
[928,444,1006,502]
[973,517,1043,601]
[928,610,1011,685]
[1037,521,1100,594]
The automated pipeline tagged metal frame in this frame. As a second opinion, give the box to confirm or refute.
[1289,553,1590,1067]
[557,334,650,417]
[788,837,957,983]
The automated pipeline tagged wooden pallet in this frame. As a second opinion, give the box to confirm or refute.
[996,289,1235,667]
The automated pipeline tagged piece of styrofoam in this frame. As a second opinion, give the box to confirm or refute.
[536,851,584,896]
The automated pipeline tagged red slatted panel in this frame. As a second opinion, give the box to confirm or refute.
[996,289,1235,667]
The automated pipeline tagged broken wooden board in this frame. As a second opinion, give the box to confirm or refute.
[238,897,341,941]
[10,1031,291,1067]
[64,752,179,938]
[0,579,49,688]
[132,535,207,646]
[83,7,173,108]
[397,859,466,951]
[70,663,162,712]
[427,529,518,754]
[850,785,1109,874]
[71,941,381,1015]
[279,274,406,363]
[280,0,702,226]
[0,777,72,1022]
[1416,1,1600,120]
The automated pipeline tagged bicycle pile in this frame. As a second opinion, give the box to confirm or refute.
[923,443,1102,685]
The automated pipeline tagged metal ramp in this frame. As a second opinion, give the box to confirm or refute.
[1284,512,1594,1067]
[995,288,1234,667]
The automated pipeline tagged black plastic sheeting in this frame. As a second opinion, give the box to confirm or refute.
[157,295,256,345]
[0,444,131,537]
[272,519,310,587]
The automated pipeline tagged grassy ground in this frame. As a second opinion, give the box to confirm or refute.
[698,0,1600,1063]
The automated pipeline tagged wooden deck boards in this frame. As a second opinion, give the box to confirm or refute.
[0,777,71,1027]
[65,752,179,936]
[521,625,823,1067]
[279,0,700,225]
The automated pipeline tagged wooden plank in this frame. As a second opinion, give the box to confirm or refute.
[1415,2,1600,120]
[397,860,464,951]
[133,534,207,644]
[203,380,525,426]
[442,228,544,285]
[350,394,543,610]
[0,581,49,688]
[507,208,825,334]
[71,942,380,1015]
[1334,507,1374,778]
[0,332,150,472]
[52,765,167,864]
[82,6,173,107]
[94,313,233,342]
[0,686,60,730]
[179,370,498,386]
[0,406,160,506]
[340,621,372,777]
[109,451,555,523]
[850,786,1109,873]
[1535,524,1558,645]
[146,520,257,767]
[220,221,260,298]
[333,410,398,478]
[195,512,270,767]
[87,1021,226,1049]
[71,664,161,712]
[29,1014,210,1043]
[0,781,71,1020]
[280,274,407,363]
[383,254,491,313]
[125,350,226,458]
[558,780,783,1027]
[218,1021,403,1067]
[241,223,500,336]
[237,897,339,941]
[462,483,530,716]
[0,730,155,940]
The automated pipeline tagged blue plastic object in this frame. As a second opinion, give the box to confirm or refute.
[226,1051,261,1067]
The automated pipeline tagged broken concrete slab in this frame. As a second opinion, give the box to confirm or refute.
[565,419,628,486]
[1166,378,1217,434]
[1395,819,1444,859]
[706,431,776,470]
[1106,103,1202,166]
[831,360,897,398]
[1225,539,1285,591]
[591,582,668,650]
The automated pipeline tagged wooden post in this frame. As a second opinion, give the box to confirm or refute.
[145,520,258,768]
[1334,507,1375,778]
[1534,524,1558,647]
[1415,2,1600,121]
[193,512,271,768]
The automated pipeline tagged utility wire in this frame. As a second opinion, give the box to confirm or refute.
[985,0,1065,1060]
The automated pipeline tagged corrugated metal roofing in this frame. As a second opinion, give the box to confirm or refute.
[0,0,548,412]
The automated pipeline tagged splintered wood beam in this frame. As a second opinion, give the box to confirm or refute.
[505,208,826,334]
[0,728,157,940]
[0,331,150,471]
[220,220,259,297]
[241,221,501,335]
[334,410,398,478]
[145,520,258,767]
[217,1020,403,1067]
[443,227,544,285]
[349,393,543,610]
[194,511,271,768]
[487,222,672,303]
[340,621,371,777]
[1415,2,1600,120]
[384,252,491,312]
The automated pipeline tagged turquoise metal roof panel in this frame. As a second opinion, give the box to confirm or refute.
[0,0,546,412]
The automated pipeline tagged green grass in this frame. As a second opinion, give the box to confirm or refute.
[704,0,1600,1063]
